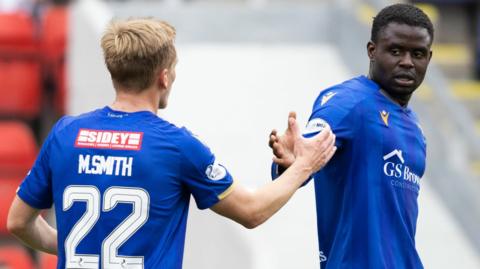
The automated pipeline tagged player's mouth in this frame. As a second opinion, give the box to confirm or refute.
[393,74,415,87]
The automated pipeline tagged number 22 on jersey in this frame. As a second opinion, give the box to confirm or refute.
[63,186,150,269]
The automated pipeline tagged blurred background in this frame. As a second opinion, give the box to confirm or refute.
[0,0,479,268]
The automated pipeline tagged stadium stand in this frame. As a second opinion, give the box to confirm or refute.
[0,3,68,268]
[0,60,42,119]
[0,121,37,176]
[0,244,36,269]
[41,5,68,116]
[412,0,480,79]
[0,12,38,56]
[38,252,57,269]
[412,0,480,178]
[0,12,42,120]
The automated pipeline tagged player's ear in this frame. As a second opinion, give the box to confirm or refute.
[157,68,170,89]
[367,41,376,61]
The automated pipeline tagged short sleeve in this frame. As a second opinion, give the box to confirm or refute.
[178,129,235,209]
[17,127,56,209]
[271,88,359,181]
[303,89,357,149]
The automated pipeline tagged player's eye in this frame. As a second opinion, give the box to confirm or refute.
[413,50,425,59]
[390,48,401,56]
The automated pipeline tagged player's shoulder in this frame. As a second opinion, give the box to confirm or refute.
[144,115,195,141]
[50,108,103,134]
[313,76,378,111]
[145,116,211,153]
[176,127,211,152]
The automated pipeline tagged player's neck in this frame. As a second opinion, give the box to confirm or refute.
[367,74,410,108]
[378,89,410,108]
[111,87,160,114]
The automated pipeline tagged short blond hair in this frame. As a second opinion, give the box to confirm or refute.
[101,18,176,91]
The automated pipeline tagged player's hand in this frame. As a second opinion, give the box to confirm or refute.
[269,112,297,168]
[289,115,336,174]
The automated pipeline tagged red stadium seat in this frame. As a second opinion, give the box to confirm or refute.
[38,252,57,269]
[0,176,22,235]
[41,6,67,65]
[0,12,38,56]
[0,12,42,119]
[0,244,35,269]
[0,59,42,119]
[41,6,68,115]
[0,121,37,176]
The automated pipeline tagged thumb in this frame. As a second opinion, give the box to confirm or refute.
[287,113,301,139]
[288,111,297,120]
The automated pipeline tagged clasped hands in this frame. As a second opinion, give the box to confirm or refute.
[268,112,337,174]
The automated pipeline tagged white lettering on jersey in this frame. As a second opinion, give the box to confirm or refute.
[319,251,327,263]
[75,129,143,151]
[78,154,133,177]
[383,149,420,188]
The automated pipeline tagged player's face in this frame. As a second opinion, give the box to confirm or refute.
[368,22,432,106]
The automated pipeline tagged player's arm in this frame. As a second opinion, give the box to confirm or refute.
[7,196,57,255]
[211,113,336,229]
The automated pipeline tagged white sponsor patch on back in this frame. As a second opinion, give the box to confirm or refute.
[75,129,143,150]
[205,161,227,181]
[303,118,330,135]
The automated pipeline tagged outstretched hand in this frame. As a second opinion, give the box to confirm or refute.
[269,112,336,174]
[269,112,297,168]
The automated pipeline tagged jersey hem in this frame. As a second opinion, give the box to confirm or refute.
[217,180,236,200]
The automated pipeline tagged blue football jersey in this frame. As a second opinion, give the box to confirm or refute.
[273,76,426,268]
[17,106,235,269]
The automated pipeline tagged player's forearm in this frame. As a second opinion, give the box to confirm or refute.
[9,216,58,255]
[247,161,312,227]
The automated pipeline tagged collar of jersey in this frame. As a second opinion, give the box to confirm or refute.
[359,75,412,113]
[102,106,158,118]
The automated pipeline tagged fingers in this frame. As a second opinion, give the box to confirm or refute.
[314,145,337,172]
[321,132,335,156]
[271,141,284,158]
[316,124,332,140]
[272,154,293,167]
[326,146,337,163]
[312,125,334,149]
[272,155,282,164]
[268,129,278,148]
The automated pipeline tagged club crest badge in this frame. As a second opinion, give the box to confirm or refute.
[380,110,389,126]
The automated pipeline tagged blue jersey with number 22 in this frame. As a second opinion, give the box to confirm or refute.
[17,106,235,269]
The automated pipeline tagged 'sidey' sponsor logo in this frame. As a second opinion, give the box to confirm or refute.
[383,149,421,191]
[75,129,143,150]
